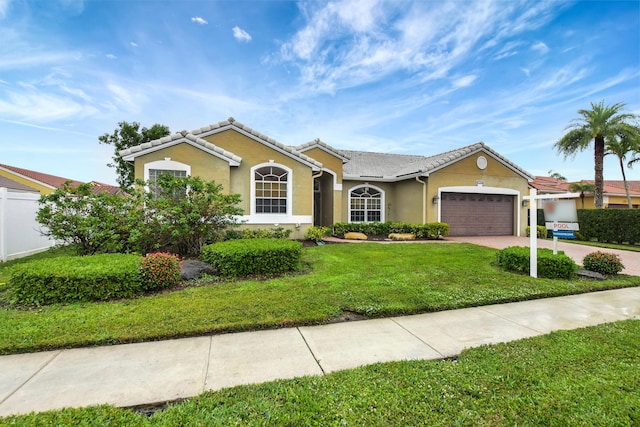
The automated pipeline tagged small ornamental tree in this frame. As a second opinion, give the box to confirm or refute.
[37,182,137,255]
[131,174,244,257]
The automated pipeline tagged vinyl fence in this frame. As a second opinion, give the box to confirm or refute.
[0,187,56,262]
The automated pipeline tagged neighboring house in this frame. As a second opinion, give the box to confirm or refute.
[531,176,640,209]
[0,163,84,195]
[121,118,534,237]
[0,176,56,261]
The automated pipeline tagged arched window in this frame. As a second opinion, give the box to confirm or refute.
[254,165,289,214]
[349,185,383,222]
[144,158,190,199]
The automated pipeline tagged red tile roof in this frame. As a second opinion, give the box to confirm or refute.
[0,164,84,189]
[531,176,640,196]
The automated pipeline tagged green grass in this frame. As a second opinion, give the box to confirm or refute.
[557,238,640,252]
[4,320,639,426]
[1,243,638,355]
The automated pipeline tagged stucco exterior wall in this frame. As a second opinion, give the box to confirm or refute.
[0,171,52,194]
[134,143,232,192]
[427,154,530,235]
[204,130,314,218]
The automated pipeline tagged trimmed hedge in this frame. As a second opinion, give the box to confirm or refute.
[201,238,302,277]
[8,254,142,306]
[535,208,640,244]
[224,227,292,240]
[496,246,577,279]
[332,221,450,239]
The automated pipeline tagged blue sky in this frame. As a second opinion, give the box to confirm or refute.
[1,0,638,186]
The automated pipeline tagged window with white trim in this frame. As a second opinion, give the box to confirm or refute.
[350,186,383,222]
[254,165,288,214]
[148,169,187,199]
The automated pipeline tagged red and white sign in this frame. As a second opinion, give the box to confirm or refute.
[545,221,580,231]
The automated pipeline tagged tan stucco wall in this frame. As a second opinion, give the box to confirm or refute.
[301,147,343,183]
[134,143,232,192]
[427,154,530,235]
[204,129,314,216]
[0,171,53,194]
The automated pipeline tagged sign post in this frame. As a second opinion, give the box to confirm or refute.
[523,190,580,278]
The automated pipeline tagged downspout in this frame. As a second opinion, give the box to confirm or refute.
[416,175,426,224]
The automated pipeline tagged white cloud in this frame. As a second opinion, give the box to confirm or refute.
[106,53,117,60]
[232,26,252,42]
[531,41,550,54]
[191,16,208,25]
[130,42,138,47]
[0,0,10,19]
[452,75,477,88]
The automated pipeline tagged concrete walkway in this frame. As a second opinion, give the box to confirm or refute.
[1,287,639,417]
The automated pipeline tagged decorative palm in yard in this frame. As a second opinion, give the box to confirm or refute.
[555,101,639,209]
[605,134,640,208]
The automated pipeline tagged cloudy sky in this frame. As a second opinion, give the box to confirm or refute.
[1,0,638,186]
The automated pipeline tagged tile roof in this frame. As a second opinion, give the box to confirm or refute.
[120,130,242,165]
[88,181,126,196]
[0,164,84,189]
[531,177,640,196]
[190,118,322,169]
[295,139,350,162]
[0,175,39,192]
[342,142,534,181]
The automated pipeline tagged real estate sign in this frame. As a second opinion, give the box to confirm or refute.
[544,199,579,231]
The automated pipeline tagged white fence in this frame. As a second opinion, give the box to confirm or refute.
[0,187,56,262]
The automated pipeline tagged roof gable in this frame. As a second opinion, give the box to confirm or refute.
[120,131,242,166]
[190,118,322,170]
[296,139,350,162]
[342,143,534,182]
[0,163,84,190]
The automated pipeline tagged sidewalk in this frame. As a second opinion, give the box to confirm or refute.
[1,287,639,417]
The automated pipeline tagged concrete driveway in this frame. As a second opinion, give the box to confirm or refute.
[447,236,640,276]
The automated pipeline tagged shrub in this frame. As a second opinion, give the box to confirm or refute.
[496,246,577,279]
[138,252,181,291]
[332,221,449,239]
[226,227,293,240]
[201,239,302,277]
[526,225,548,238]
[582,251,624,275]
[305,226,331,242]
[8,254,141,306]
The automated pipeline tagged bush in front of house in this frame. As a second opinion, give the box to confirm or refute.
[224,227,292,240]
[526,225,548,239]
[305,226,331,242]
[8,254,142,306]
[496,246,577,279]
[332,221,450,239]
[201,238,302,277]
[582,251,624,276]
[138,252,181,291]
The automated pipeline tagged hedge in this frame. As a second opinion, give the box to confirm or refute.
[201,238,302,277]
[332,222,450,239]
[496,246,577,279]
[8,254,142,306]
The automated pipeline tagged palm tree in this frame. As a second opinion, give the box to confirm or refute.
[555,101,639,208]
[605,133,639,208]
[568,181,596,209]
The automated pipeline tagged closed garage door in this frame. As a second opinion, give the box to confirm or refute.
[441,192,514,236]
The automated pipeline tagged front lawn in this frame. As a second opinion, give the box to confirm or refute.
[1,243,638,355]
[4,320,639,426]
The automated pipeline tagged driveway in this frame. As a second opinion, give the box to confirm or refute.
[447,236,640,277]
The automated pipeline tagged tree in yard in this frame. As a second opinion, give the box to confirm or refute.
[99,121,170,189]
[568,181,596,209]
[548,170,566,181]
[554,101,639,209]
[132,174,244,256]
[605,131,640,208]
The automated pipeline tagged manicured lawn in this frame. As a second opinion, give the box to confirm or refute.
[556,238,640,252]
[4,320,638,426]
[1,243,638,355]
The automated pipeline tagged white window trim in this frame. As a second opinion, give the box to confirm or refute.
[143,158,191,192]
[348,184,385,223]
[248,162,294,223]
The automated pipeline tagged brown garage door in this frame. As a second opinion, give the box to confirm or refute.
[441,192,514,236]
